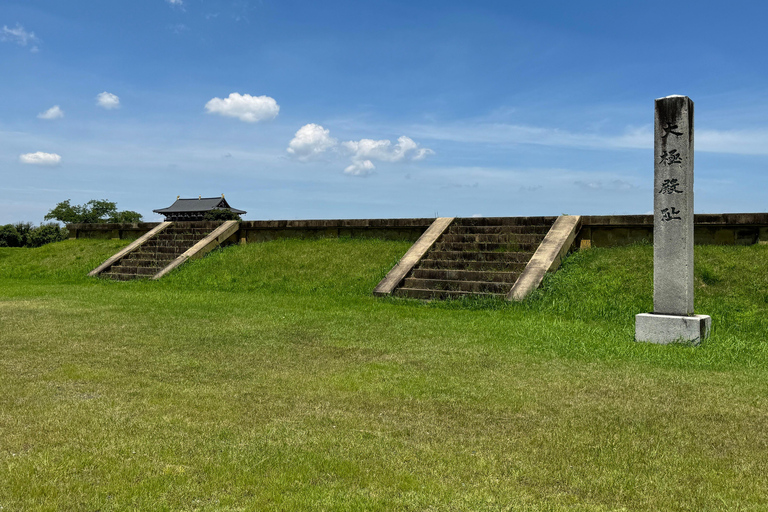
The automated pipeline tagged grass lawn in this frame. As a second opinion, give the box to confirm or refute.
[1,237,768,511]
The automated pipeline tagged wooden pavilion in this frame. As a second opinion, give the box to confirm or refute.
[153,195,246,221]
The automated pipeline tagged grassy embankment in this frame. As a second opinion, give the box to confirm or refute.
[1,237,768,511]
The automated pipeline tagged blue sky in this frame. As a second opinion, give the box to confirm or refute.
[2,0,768,223]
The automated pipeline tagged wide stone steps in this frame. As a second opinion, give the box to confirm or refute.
[416,259,528,272]
[426,250,533,263]
[103,265,160,276]
[100,226,211,280]
[439,233,546,244]
[393,288,500,300]
[431,241,540,253]
[456,216,558,227]
[401,278,511,294]
[411,268,521,283]
[390,217,557,300]
[447,225,551,235]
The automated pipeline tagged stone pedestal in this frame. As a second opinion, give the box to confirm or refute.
[635,95,711,344]
[635,313,711,345]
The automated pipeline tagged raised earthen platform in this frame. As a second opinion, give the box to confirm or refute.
[69,213,768,247]
[73,213,768,297]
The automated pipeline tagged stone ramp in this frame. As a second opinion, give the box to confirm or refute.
[375,216,581,300]
[89,221,239,280]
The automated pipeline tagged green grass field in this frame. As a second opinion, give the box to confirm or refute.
[2,238,768,511]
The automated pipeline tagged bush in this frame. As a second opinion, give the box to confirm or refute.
[203,209,241,221]
[13,222,34,246]
[0,224,23,247]
[26,223,68,248]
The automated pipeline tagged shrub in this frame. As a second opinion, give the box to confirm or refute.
[204,209,241,221]
[13,222,34,245]
[0,224,23,247]
[26,223,68,248]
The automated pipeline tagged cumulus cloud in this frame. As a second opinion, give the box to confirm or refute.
[344,160,375,176]
[287,123,337,161]
[342,135,434,163]
[340,135,434,176]
[205,93,279,123]
[96,92,120,110]
[37,105,63,120]
[167,0,183,4]
[1,24,40,51]
[19,152,61,166]
[287,124,434,177]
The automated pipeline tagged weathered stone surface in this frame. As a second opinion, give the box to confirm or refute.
[506,215,581,301]
[636,95,711,345]
[635,313,711,345]
[88,222,171,277]
[654,95,695,315]
[373,217,455,296]
[151,220,239,280]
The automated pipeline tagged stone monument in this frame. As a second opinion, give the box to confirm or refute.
[635,95,711,344]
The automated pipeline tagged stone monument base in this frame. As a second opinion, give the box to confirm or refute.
[635,313,711,345]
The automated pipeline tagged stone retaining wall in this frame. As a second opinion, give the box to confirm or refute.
[67,213,768,247]
[578,213,768,247]
[67,218,436,243]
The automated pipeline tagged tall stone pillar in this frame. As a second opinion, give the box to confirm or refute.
[635,95,711,344]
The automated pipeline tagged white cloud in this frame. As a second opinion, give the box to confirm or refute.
[19,152,61,166]
[287,123,337,161]
[1,24,40,51]
[37,105,64,120]
[205,93,279,123]
[342,135,434,163]
[344,160,375,176]
[96,92,120,110]
[340,135,433,177]
[287,124,433,177]
[166,0,184,5]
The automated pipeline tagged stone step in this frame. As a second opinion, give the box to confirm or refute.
[439,233,545,244]
[417,259,528,272]
[111,258,165,267]
[107,265,158,275]
[144,238,202,245]
[130,246,189,255]
[454,217,557,227]
[101,272,151,281]
[431,241,540,253]
[411,268,521,283]
[153,235,206,242]
[393,287,503,300]
[402,277,511,294]
[162,228,212,234]
[446,225,551,235]
[426,251,533,263]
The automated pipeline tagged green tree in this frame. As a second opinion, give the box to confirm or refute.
[45,199,143,224]
[203,209,241,221]
[107,210,143,223]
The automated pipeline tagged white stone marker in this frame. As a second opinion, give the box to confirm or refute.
[635,95,711,344]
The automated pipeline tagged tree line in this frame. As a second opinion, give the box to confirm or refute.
[0,199,143,248]
[1,199,240,248]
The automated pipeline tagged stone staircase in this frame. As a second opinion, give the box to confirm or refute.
[91,221,239,281]
[392,217,557,299]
